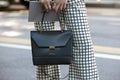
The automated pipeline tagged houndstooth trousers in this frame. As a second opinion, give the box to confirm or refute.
[33,1,99,80]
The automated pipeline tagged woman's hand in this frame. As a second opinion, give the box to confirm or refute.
[53,0,67,12]
[40,0,67,12]
[40,0,52,12]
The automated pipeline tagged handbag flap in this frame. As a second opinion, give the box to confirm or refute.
[31,30,72,47]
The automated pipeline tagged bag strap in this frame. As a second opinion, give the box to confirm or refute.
[38,11,65,32]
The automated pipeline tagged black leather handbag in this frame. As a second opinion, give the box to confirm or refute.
[30,11,73,65]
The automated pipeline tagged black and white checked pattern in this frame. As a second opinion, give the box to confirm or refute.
[25,0,87,4]
[32,1,99,80]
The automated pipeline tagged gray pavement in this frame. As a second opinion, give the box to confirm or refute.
[86,2,120,8]
[87,0,120,8]
[87,7,120,16]
[0,47,36,80]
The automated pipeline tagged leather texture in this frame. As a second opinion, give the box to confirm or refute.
[31,30,73,65]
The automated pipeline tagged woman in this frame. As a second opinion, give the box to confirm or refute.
[27,0,99,80]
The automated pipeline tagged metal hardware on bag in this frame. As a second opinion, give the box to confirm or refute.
[60,23,65,32]
[49,46,55,50]
[38,27,42,33]
[49,53,56,56]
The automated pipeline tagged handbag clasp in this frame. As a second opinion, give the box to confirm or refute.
[49,46,55,50]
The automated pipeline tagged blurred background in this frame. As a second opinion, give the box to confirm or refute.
[0,0,29,9]
[0,0,120,80]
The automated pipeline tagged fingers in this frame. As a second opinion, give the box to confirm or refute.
[53,3,60,12]
[63,3,67,9]
[40,0,51,12]
[40,0,67,12]
[53,0,67,12]
[60,3,64,11]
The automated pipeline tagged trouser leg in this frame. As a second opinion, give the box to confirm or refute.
[59,2,99,80]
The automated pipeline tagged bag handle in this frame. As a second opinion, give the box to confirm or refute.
[38,11,65,32]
